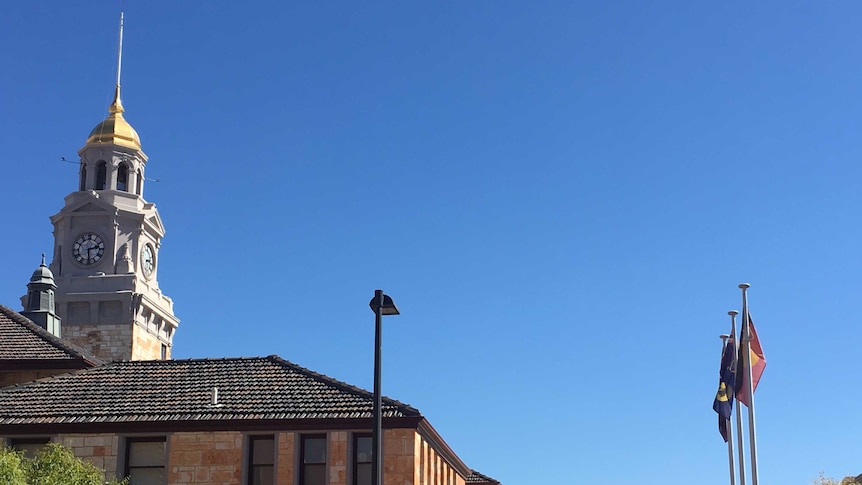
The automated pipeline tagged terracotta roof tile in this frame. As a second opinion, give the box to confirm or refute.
[0,355,420,424]
[467,470,501,484]
[0,305,102,364]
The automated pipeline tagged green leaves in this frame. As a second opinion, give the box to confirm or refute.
[0,448,27,485]
[0,444,128,485]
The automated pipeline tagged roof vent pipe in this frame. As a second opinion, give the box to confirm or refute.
[211,387,219,406]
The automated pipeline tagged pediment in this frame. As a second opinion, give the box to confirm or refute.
[61,193,117,215]
[144,212,165,235]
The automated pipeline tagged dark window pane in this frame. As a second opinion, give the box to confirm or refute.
[304,464,325,485]
[252,438,274,465]
[129,441,166,466]
[10,439,49,460]
[251,466,274,485]
[356,463,372,485]
[129,467,163,485]
[96,161,107,190]
[117,164,128,191]
[355,437,372,463]
[303,437,326,464]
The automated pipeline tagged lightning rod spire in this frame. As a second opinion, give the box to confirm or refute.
[109,12,125,114]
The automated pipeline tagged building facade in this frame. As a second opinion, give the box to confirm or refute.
[0,14,500,485]
[0,354,491,485]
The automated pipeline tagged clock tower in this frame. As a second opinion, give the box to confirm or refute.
[48,14,178,361]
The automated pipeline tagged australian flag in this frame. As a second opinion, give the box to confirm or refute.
[713,337,736,442]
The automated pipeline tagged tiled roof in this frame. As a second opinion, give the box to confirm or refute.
[467,470,501,484]
[0,355,421,425]
[0,305,102,364]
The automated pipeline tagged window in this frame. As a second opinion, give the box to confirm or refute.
[79,164,87,191]
[117,163,129,192]
[27,291,41,311]
[136,170,143,196]
[160,344,168,360]
[300,435,326,485]
[96,161,107,190]
[352,434,372,485]
[247,435,274,485]
[125,437,166,485]
[9,437,50,459]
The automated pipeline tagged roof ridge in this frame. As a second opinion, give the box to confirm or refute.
[265,354,422,417]
[0,304,104,366]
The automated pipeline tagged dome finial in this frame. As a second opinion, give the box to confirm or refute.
[108,12,125,114]
[83,11,141,151]
[41,253,46,267]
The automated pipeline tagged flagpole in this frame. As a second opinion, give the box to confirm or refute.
[740,283,760,485]
[729,309,746,485]
[720,332,736,485]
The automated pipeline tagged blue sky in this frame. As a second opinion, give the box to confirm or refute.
[2,2,862,484]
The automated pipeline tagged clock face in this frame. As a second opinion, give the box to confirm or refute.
[72,232,105,265]
[141,243,155,277]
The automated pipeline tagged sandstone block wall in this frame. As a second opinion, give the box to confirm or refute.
[418,433,465,485]
[276,432,295,485]
[63,323,133,361]
[2,427,468,485]
[168,431,243,485]
[132,324,168,360]
[56,433,121,479]
[329,431,348,485]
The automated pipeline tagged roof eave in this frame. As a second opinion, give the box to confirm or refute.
[0,415,424,436]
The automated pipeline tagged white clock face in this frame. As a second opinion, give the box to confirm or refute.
[141,243,155,277]
[73,232,105,265]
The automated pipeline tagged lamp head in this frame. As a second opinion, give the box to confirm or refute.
[369,291,400,316]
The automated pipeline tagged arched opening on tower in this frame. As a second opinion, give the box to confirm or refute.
[117,163,129,192]
[136,170,143,196]
[79,164,87,191]
[96,161,108,190]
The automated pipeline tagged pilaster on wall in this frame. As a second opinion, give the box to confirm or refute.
[276,432,295,485]
[415,433,465,485]
[383,428,419,485]
[329,431,347,485]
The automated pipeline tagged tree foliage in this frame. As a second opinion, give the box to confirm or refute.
[814,472,862,485]
[0,443,127,485]
[0,447,27,485]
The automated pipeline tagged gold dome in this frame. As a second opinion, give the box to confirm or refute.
[84,85,141,150]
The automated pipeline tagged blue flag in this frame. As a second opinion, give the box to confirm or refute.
[713,337,735,442]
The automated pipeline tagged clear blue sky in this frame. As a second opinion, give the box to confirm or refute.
[2,2,861,484]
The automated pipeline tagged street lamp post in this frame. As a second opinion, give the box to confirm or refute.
[369,290,400,485]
